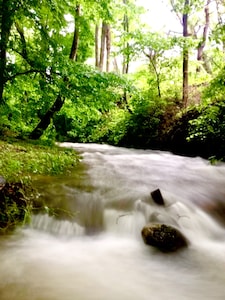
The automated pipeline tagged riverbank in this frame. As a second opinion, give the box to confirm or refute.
[0,139,80,182]
[0,139,80,233]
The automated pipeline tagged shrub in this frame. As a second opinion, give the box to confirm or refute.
[188,100,225,160]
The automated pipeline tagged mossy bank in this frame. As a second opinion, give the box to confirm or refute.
[0,139,80,233]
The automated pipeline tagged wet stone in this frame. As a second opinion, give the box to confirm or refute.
[141,223,188,252]
[0,182,29,231]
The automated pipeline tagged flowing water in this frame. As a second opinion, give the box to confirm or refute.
[1,143,225,300]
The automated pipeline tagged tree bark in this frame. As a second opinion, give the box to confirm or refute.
[29,94,65,139]
[196,1,211,73]
[99,21,107,71]
[182,0,189,107]
[122,0,129,74]
[145,51,161,98]
[113,57,119,73]
[95,24,99,68]
[97,22,110,72]
[106,24,111,72]
[0,0,14,104]
[69,5,81,61]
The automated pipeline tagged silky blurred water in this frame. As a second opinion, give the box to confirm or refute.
[0,143,225,300]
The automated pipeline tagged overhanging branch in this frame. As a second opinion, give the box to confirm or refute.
[6,69,48,82]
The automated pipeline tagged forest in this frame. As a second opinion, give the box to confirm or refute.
[2,1,225,295]
[1,0,225,161]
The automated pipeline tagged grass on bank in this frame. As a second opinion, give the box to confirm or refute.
[0,139,80,233]
[0,139,80,182]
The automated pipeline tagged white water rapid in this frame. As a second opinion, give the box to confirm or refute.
[1,143,225,300]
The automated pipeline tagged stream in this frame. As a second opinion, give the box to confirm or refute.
[1,143,225,300]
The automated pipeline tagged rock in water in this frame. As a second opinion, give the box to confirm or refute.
[141,223,188,252]
[151,189,165,205]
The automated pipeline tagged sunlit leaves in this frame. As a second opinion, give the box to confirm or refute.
[170,0,205,16]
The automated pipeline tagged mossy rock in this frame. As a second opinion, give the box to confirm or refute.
[141,223,188,252]
[0,181,31,232]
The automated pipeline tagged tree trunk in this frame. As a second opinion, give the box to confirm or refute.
[183,50,188,107]
[145,51,161,98]
[106,24,111,72]
[29,94,65,139]
[196,1,211,73]
[122,0,129,74]
[182,0,189,107]
[113,57,119,73]
[69,5,81,61]
[150,58,161,98]
[99,22,107,71]
[96,21,110,71]
[202,52,212,74]
[0,0,14,104]
[95,24,99,68]
[215,0,225,50]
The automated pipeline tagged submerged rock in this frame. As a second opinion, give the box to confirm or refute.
[141,223,188,252]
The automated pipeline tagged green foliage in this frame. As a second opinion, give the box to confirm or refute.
[188,100,225,160]
[1,0,225,163]
[170,0,205,15]
[203,67,225,101]
[49,67,132,142]
[117,93,173,148]
[129,31,184,98]
[133,58,183,100]
[1,58,130,139]
[54,104,102,142]
[0,140,80,182]
[89,108,130,145]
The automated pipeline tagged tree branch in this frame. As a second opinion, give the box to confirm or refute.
[6,69,50,82]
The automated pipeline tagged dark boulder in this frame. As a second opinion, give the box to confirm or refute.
[0,182,30,232]
[141,223,188,252]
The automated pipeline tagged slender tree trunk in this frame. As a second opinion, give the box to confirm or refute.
[183,50,188,107]
[106,24,111,72]
[0,0,14,104]
[95,24,99,68]
[122,0,129,74]
[99,22,107,71]
[202,52,212,74]
[182,0,189,107]
[96,22,110,71]
[196,1,211,73]
[145,52,161,98]
[113,57,119,73]
[215,0,225,50]
[150,58,161,98]
[155,72,161,98]
[69,5,81,61]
